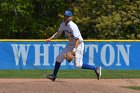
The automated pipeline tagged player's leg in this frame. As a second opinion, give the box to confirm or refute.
[47,45,72,81]
[74,42,84,68]
[82,64,97,70]
[75,42,96,69]
[75,55,102,80]
[82,63,102,80]
[75,42,102,80]
[75,49,97,70]
[47,61,61,81]
[53,61,61,77]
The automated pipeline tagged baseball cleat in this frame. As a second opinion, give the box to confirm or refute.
[46,74,56,81]
[95,66,102,80]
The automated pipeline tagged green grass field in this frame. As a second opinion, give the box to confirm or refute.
[123,86,140,90]
[0,69,140,79]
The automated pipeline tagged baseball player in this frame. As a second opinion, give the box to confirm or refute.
[46,10,101,81]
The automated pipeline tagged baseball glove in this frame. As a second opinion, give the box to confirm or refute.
[64,51,75,62]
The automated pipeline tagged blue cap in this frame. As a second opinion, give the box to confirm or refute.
[64,10,73,16]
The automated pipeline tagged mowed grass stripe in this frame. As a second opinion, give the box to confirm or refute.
[0,70,140,78]
[123,86,140,90]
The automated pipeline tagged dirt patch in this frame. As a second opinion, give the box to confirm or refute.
[0,79,140,93]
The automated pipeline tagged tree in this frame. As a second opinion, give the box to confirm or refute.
[0,0,139,39]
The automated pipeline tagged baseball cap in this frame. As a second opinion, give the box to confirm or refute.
[64,10,73,17]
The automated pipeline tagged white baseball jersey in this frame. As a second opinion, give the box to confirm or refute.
[56,21,84,68]
[58,21,83,45]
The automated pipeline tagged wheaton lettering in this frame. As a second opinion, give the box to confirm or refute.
[11,44,131,66]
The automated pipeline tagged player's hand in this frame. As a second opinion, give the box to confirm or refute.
[46,38,51,42]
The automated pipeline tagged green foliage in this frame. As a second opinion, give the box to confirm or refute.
[0,0,139,39]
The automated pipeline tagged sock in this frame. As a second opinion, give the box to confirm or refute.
[53,61,61,77]
[82,64,97,70]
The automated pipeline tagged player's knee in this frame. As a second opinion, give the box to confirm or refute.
[75,63,83,68]
[56,55,64,63]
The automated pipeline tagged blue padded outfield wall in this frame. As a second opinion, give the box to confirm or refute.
[0,40,140,70]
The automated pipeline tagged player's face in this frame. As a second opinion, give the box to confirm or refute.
[64,15,69,21]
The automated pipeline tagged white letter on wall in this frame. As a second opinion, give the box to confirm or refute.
[116,45,130,66]
[34,44,50,66]
[101,44,115,66]
[11,44,30,66]
[85,44,98,65]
